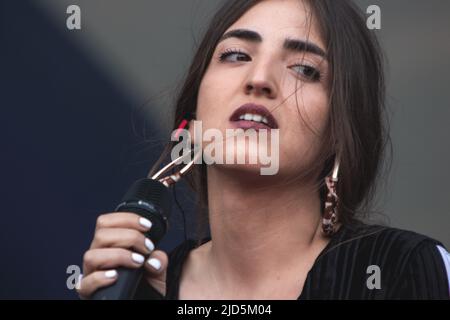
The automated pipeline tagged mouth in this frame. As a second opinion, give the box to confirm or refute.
[229,103,279,130]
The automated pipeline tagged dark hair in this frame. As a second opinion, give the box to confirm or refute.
[150,0,390,240]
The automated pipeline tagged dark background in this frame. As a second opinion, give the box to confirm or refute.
[1,0,449,299]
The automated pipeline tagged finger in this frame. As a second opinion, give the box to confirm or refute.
[143,250,168,295]
[83,248,146,275]
[77,269,118,299]
[95,212,152,233]
[90,228,155,255]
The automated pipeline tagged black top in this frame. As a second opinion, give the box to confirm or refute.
[134,220,450,299]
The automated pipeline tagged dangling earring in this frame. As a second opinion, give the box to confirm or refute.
[322,157,340,236]
[151,111,199,187]
[151,149,201,187]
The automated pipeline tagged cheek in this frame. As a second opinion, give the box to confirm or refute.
[291,85,329,138]
[279,87,329,168]
[196,68,237,131]
[197,71,220,120]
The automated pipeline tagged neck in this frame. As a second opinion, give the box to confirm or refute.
[204,166,329,293]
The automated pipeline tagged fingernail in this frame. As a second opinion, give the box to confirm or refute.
[139,217,152,229]
[145,238,155,252]
[105,270,117,278]
[76,274,83,290]
[147,258,161,270]
[131,252,145,264]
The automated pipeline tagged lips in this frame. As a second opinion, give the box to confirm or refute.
[229,103,279,130]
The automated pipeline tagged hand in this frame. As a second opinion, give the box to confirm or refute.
[77,212,168,299]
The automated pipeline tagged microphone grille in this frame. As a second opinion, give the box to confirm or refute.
[121,178,171,219]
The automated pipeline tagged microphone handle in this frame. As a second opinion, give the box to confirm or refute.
[91,203,166,300]
[91,179,170,300]
[92,267,143,300]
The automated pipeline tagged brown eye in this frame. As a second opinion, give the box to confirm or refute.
[291,65,321,82]
[219,50,251,62]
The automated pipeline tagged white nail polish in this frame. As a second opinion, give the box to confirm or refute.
[76,274,83,290]
[139,217,152,229]
[147,258,161,270]
[131,253,145,264]
[145,238,155,252]
[105,270,117,278]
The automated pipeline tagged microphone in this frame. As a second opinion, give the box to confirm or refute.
[91,178,171,300]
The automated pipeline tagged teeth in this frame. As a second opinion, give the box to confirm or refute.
[238,113,270,125]
[252,114,262,122]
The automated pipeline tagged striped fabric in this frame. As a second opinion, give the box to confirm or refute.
[135,220,450,300]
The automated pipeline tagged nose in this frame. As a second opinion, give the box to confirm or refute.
[245,83,274,98]
[244,62,278,99]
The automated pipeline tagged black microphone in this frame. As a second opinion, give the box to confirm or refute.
[91,178,171,300]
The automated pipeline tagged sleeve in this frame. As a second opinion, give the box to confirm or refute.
[394,240,450,299]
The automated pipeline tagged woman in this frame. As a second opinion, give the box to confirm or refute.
[77,0,450,299]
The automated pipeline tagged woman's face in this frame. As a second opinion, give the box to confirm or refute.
[194,0,330,179]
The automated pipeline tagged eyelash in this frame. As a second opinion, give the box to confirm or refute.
[218,49,322,82]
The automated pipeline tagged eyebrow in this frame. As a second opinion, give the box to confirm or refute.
[219,28,326,58]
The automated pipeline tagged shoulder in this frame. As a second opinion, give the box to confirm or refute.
[325,220,450,299]
[332,220,445,257]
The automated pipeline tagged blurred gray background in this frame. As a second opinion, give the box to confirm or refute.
[1,0,449,298]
